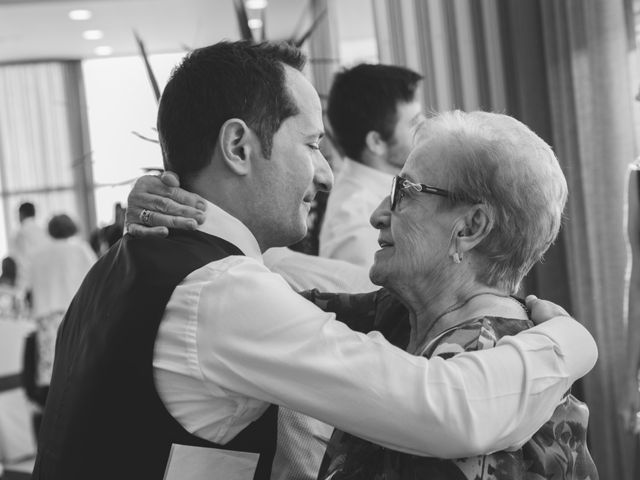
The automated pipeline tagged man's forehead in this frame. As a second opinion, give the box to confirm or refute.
[283,67,323,132]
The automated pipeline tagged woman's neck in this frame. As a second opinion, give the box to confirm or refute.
[405,283,528,355]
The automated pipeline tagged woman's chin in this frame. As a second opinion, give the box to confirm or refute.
[369,260,389,287]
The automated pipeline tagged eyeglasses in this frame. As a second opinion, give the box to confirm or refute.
[390,175,451,211]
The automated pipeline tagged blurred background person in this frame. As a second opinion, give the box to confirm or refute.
[319,63,423,267]
[27,214,96,417]
[0,257,26,321]
[623,158,640,477]
[89,203,126,257]
[9,202,50,302]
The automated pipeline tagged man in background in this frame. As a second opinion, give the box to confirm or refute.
[9,202,50,298]
[320,64,423,267]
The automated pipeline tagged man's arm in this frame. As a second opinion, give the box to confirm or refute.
[130,173,598,456]
[195,258,597,458]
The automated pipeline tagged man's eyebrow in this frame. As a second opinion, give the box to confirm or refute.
[305,130,324,140]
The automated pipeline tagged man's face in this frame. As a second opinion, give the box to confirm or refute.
[384,100,423,170]
[250,66,333,250]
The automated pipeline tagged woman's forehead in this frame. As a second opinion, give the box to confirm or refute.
[403,140,452,181]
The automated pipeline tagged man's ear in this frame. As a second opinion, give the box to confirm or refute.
[218,118,255,176]
[449,204,494,255]
[364,130,387,157]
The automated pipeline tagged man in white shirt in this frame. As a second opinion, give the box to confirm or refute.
[39,41,595,480]
[320,64,424,267]
[9,202,50,293]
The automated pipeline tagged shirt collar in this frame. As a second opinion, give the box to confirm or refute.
[197,200,263,262]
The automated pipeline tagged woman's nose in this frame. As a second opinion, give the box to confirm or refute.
[370,196,391,230]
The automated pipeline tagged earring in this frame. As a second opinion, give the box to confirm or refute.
[452,252,462,264]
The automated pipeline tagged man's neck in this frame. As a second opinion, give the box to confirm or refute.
[358,154,400,176]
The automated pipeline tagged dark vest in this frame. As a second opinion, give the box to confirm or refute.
[32,230,277,480]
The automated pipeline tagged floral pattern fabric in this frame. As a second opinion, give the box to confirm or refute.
[312,295,598,480]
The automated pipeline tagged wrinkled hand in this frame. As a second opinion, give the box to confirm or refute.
[125,171,206,237]
[526,295,571,326]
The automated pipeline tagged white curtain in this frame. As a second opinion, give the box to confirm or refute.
[0,61,95,251]
[371,0,637,478]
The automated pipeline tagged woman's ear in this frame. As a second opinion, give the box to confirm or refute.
[218,118,255,176]
[451,204,494,254]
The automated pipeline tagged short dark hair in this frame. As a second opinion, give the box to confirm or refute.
[0,257,17,284]
[158,41,306,184]
[48,214,78,239]
[327,64,422,160]
[18,202,35,219]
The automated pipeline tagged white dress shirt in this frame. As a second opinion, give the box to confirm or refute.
[29,237,96,319]
[319,158,392,267]
[263,247,376,293]
[262,247,375,480]
[9,218,51,290]
[153,200,597,458]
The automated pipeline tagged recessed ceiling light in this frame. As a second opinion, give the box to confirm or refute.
[94,46,113,56]
[83,30,104,40]
[248,19,263,29]
[245,0,267,9]
[69,9,92,21]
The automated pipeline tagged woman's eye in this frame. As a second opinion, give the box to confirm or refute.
[309,143,320,151]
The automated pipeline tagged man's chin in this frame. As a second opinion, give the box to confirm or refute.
[280,225,308,248]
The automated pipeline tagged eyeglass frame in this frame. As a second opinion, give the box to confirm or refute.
[390,175,452,211]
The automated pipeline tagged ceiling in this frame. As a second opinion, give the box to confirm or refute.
[0,0,311,63]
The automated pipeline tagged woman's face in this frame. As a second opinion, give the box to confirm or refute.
[369,139,462,292]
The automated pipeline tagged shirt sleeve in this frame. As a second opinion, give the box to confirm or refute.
[263,247,376,293]
[197,256,598,459]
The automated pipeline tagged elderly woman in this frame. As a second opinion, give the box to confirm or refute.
[307,110,598,479]
[125,111,597,479]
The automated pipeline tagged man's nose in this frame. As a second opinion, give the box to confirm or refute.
[314,151,334,193]
[370,196,391,230]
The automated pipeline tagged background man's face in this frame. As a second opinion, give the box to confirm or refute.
[384,100,422,170]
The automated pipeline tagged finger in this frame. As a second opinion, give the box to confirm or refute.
[126,223,169,238]
[166,185,207,212]
[130,175,207,213]
[129,194,205,224]
[160,171,180,188]
[131,174,167,195]
[525,295,538,311]
[128,206,199,230]
[151,195,206,222]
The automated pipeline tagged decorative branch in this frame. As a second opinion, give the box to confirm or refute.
[133,30,161,103]
[292,8,327,48]
[233,0,253,41]
[131,130,160,144]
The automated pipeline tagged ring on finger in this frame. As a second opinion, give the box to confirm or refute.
[140,209,152,226]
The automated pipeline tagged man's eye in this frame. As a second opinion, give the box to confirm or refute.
[308,143,320,151]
